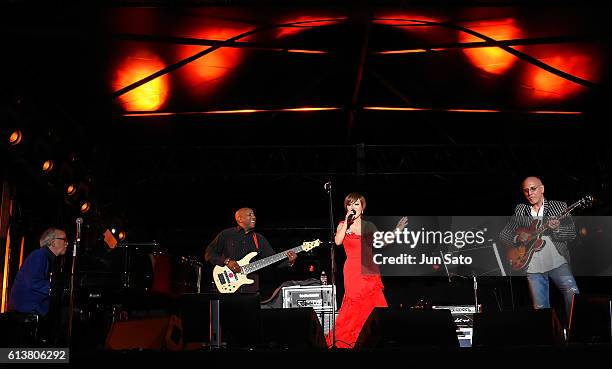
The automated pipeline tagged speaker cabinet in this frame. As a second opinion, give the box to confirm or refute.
[354,308,459,350]
[105,315,183,351]
[261,308,326,350]
[569,294,612,343]
[473,309,564,347]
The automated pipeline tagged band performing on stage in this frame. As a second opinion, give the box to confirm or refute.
[1,1,610,364]
[1,175,606,354]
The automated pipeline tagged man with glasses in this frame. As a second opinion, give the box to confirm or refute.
[501,177,578,324]
[9,227,68,316]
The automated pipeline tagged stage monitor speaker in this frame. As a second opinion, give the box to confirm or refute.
[105,315,183,351]
[354,308,459,350]
[0,312,41,347]
[178,293,262,348]
[568,293,612,343]
[261,308,326,350]
[472,309,563,347]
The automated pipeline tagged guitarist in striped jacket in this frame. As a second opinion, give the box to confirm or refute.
[500,176,578,323]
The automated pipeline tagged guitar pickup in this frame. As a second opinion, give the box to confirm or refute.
[217,273,227,284]
[223,270,235,281]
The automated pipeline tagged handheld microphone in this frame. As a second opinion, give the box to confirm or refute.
[347,209,356,222]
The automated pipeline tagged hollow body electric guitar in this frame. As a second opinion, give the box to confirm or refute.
[212,239,322,293]
[506,195,593,271]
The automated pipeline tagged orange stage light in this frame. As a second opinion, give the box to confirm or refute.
[19,236,25,269]
[42,160,55,173]
[363,106,581,115]
[276,16,344,39]
[66,184,77,196]
[122,106,340,117]
[286,49,327,54]
[374,13,444,45]
[114,50,169,111]
[520,49,598,102]
[373,14,440,26]
[9,130,23,145]
[459,18,523,75]
[80,201,91,214]
[174,25,252,96]
[117,231,126,241]
[377,49,428,55]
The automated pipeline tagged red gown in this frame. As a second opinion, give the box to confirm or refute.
[327,227,387,348]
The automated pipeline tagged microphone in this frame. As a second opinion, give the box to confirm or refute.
[76,217,83,243]
[347,209,356,223]
[324,182,332,192]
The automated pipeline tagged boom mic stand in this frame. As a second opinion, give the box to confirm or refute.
[67,217,82,348]
[439,250,479,312]
[324,181,338,348]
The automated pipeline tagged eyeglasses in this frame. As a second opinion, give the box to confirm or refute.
[54,237,68,243]
[522,185,542,194]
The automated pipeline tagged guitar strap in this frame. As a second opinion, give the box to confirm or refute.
[252,233,259,250]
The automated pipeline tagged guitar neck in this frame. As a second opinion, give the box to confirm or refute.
[241,246,303,274]
[535,204,577,235]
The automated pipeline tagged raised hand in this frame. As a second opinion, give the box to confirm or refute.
[395,216,408,231]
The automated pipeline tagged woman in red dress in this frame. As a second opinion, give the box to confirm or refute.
[327,193,407,348]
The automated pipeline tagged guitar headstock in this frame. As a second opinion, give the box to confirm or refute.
[302,239,322,251]
[577,195,595,209]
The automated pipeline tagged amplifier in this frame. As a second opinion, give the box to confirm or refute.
[432,305,481,348]
[316,310,338,335]
[282,285,336,311]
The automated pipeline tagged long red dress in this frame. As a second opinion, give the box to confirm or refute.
[327,225,387,348]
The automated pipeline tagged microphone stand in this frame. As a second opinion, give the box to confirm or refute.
[67,218,82,348]
[324,181,338,348]
[440,250,479,311]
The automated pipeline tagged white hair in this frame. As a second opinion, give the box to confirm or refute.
[39,227,62,248]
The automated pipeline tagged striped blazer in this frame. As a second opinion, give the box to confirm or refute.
[500,199,576,265]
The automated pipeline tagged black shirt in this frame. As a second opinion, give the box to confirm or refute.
[205,226,284,292]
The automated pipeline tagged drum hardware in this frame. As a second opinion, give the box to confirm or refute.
[114,242,202,295]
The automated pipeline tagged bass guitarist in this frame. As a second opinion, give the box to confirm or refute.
[205,207,297,293]
[500,176,578,323]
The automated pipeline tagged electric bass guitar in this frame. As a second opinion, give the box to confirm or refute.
[506,195,593,271]
[212,239,322,293]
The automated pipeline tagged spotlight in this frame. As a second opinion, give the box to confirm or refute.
[42,160,55,173]
[9,130,23,145]
[80,201,91,213]
[117,230,126,241]
[111,228,116,234]
[66,184,77,196]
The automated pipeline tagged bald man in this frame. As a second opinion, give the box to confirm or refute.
[205,208,297,293]
[500,177,578,323]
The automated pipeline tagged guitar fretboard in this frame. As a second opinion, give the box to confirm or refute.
[534,198,588,235]
[241,246,303,274]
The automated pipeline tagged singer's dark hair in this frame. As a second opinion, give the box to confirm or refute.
[344,192,366,211]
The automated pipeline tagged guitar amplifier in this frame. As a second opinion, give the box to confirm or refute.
[432,305,481,347]
[282,285,336,311]
[316,310,339,336]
